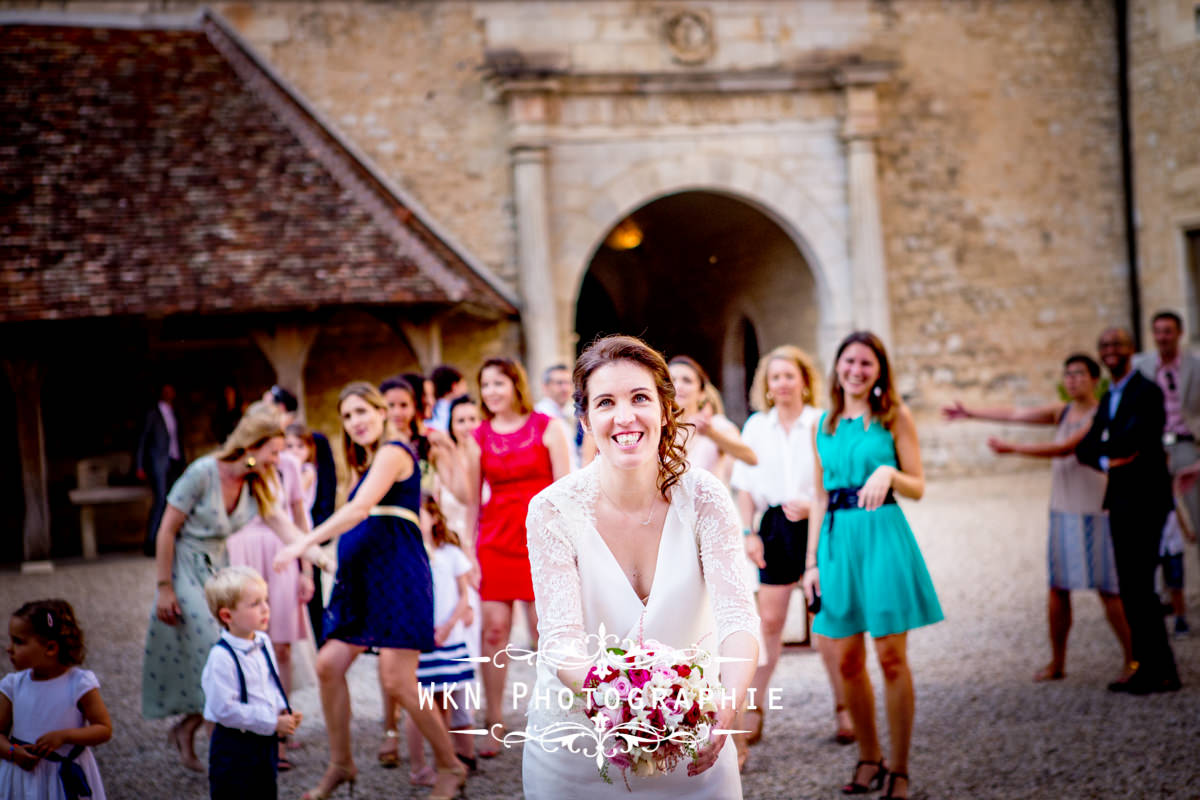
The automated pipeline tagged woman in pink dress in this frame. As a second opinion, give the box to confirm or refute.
[226,408,315,769]
[465,357,570,756]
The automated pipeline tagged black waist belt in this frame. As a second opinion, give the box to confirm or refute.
[823,487,897,560]
[12,737,91,799]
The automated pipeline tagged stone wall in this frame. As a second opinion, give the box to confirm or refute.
[217,0,517,284]
[1128,0,1200,337]
[1,0,1149,477]
[873,0,1129,472]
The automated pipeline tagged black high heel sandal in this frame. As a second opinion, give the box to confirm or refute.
[881,771,908,799]
[842,759,887,795]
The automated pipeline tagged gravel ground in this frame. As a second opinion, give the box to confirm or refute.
[3,469,1198,799]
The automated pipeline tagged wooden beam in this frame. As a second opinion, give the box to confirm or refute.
[251,324,320,422]
[3,357,51,562]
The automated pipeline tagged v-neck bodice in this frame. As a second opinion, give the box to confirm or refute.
[578,499,697,637]
[524,461,758,718]
[166,456,257,544]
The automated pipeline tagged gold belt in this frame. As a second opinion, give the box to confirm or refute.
[368,505,420,527]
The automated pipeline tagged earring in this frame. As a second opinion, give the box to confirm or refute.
[246,456,257,469]
[872,385,883,398]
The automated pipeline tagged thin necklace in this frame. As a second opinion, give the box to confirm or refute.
[598,481,657,526]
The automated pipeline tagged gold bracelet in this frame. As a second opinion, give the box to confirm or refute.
[156,579,171,588]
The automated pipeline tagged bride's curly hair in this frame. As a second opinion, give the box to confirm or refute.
[573,335,689,499]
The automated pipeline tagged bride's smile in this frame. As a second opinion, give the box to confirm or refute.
[584,360,664,470]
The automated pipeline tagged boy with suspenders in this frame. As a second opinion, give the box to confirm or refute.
[202,566,303,799]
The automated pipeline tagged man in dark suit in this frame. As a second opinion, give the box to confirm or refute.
[264,384,337,645]
[137,383,185,557]
[1076,327,1180,693]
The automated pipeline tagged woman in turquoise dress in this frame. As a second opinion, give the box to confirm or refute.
[802,332,942,800]
[143,404,328,772]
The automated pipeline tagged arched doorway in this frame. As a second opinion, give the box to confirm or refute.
[575,191,819,423]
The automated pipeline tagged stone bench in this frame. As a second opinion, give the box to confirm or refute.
[67,455,151,559]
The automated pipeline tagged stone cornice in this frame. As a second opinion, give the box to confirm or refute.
[483,50,897,98]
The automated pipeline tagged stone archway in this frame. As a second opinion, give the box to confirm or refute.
[575,190,820,423]
[559,154,851,373]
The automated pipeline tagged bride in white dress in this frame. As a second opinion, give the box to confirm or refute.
[522,335,760,799]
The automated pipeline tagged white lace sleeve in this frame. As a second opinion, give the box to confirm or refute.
[690,471,761,647]
[526,493,588,667]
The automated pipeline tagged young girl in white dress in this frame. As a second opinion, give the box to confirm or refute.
[405,493,478,786]
[1,599,112,800]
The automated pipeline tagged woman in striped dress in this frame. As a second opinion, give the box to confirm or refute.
[944,353,1132,683]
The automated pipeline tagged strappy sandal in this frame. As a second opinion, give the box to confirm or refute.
[881,771,909,799]
[429,763,468,800]
[842,758,887,795]
[409,764,436,786]
[300,763,357,799]
[377,729,400,768]
[478,721,505,758]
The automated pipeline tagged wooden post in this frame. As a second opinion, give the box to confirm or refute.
[252,324,319,422]
[4,358,51,564]
[397,316,444,372]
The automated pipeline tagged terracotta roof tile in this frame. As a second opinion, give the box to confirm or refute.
[0,19,517,322]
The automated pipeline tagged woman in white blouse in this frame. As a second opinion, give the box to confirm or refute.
[523,335,760,798]
[730,345,852,747]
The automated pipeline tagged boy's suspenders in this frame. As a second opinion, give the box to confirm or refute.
[214,638,292,714]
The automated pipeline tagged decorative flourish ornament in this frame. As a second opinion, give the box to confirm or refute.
[662,8,715,66]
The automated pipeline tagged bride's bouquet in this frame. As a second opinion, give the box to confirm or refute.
[580,639,721,788]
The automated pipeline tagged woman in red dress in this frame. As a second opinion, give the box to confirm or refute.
[466,357,570,756]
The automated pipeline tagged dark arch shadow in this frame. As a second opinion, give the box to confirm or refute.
[574,190,817,423]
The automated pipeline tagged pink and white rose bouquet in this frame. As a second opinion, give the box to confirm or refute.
[579,639,722,788]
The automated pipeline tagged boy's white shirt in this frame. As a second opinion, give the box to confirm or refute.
[201,629,287,736]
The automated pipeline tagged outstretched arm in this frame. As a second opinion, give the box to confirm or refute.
[989,419,1092,460]
[943,400,1062,426]
[273,444,414,568]
[700,415,758,466]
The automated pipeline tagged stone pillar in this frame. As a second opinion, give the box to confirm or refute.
[398,316,444,372]
[839,71,893,346]
[508,88,562,385]
[252,324,319,422]
[4,358,51,564]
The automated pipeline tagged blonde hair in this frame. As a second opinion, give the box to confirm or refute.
[214,402,284,516]
[337,382,397,482]
[204,566,267,627]
[702,383,725,416]
[748,345,822,413]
